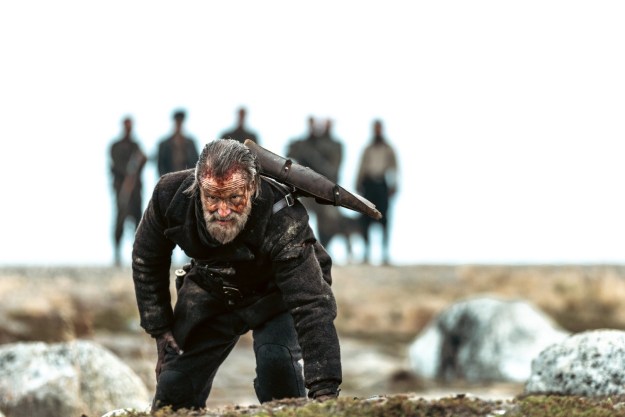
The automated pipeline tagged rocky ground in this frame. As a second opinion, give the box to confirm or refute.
[2,263,625,410]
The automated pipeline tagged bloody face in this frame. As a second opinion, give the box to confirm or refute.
[199,170,252,244]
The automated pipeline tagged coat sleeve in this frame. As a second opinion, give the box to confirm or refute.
[131,180,177,336]
[267,205,342,391]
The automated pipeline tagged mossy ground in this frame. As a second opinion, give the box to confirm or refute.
[96,394,625,417]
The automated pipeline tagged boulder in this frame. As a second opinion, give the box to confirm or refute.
[0,293,78,344]
[0,340,150,417]
[525,329,625,396]
[408,296,569,382]
[0,268,143,345]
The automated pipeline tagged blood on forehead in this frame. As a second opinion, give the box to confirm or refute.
[199,170,249,195]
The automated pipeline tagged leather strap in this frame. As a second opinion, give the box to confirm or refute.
[272,193,295,214]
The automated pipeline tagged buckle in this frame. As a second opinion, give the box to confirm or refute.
[272,193,296,214]
[223,286,244,306]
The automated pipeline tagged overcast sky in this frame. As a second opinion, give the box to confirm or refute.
[1,1,625,266]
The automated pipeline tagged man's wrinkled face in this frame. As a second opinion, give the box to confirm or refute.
[199,170,252,244]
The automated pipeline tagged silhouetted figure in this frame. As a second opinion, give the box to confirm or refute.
[286,116,318,168]
[287,117,344,249]
[317,119,343,183]
[110,116,147,266]
[356,119,398,265]
[220,106,259,144]
[157,110,199,177]
[288,117,342,182]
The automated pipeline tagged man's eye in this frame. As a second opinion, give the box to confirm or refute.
[206,195,219,204]
[230,195,243,204]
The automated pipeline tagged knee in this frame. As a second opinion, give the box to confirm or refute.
[257,343,297,366]
[255,344,305,402]
[153,370,197,410]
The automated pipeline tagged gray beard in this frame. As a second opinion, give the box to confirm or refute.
[203,205,251,244]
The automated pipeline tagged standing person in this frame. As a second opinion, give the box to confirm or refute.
[285,116,318,168]
[286,117,344,248]
[288,117,343,182]
[132,139,342,410]
[157,109,199,177]
[220,106,260,144]
[109,116,147,266]
[356,119,398,265]
[317,118,343,183]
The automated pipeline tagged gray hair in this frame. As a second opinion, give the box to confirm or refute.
[185,139,261,198]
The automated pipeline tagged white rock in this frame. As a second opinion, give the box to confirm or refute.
[525,329,625,396]
[409,296,569,382]
[0,340,150,417]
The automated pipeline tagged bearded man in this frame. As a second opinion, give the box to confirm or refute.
[132,139,341,410]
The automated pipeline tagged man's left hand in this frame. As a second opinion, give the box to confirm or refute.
[154,330,182,378]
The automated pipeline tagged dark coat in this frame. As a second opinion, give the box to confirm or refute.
[110,137,145,192]
[132,170,341,388]
[110,137,146,222]
[157,135,199,177]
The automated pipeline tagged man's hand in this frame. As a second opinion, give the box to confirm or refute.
[154,330,183,378]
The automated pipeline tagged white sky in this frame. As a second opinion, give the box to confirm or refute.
[1,1,625,266]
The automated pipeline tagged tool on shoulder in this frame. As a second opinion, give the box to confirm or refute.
[244,139,382,220]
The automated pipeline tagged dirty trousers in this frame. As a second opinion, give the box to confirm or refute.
[152,278,306,410]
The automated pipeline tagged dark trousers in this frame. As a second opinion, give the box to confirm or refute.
[113,187,142,265]
[360,177,390,263]
[152,277,306,410]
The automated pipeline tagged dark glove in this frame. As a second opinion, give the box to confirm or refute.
[154,330,183,379]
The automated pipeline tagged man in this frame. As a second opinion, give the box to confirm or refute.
[157,109,200,177]
[109,116,146,266]
[356,119,398,265]
[316,119,343,183]
[287,117,344,248]
[287,117,342,183]
[220,106,259,144]
[132,139,341,410]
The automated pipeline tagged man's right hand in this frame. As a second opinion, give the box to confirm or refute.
[154,330,183,378]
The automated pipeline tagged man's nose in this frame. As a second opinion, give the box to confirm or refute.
[217,201,231,217]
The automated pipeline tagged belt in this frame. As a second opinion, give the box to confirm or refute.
[188,262,263,307]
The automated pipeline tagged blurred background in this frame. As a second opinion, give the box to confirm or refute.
[1,0,625,267]
[3,3,625,413]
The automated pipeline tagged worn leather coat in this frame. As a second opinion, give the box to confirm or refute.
[132,169,341,389]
